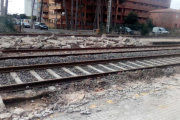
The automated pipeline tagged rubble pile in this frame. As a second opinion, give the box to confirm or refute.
[0,34,150,50]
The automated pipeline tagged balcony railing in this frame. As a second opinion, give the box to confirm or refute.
[49,4,62,9]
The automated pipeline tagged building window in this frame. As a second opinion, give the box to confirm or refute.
[117,15,121,20]
[118,7,122,12]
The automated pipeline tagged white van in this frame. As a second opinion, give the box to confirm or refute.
[152,27,169,35]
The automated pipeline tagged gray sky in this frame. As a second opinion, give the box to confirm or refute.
[8,0,180,14]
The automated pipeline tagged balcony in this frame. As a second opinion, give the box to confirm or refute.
[38,6,49,11]
[49,4,63,10]
[43,7,49,11]
[38,0,49,3]
[42,14,49,19]
[49,14,67,19]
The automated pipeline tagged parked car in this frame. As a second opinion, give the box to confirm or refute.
[34,22,48,30]
[111,29,120,34]
[21,22,30,28]
[120,27,134,35]
[152,27,169,35]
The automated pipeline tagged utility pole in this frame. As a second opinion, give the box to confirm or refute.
[30,0,35,29]
[106,0,112,33]
[39,0,43,22]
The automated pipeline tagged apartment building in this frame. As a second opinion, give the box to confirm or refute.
[39,0,171,29]
[24,0,38,18]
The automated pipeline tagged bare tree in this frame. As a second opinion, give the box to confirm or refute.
[74,0,78,31]
[63,0,70,29]
[30,0,35,29]
[71,0,74,30]
[5,0,8,16]
[79,0,84,29]
[97,0,100,29]
[39,0,43,22]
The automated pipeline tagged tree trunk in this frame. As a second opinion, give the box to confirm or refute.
[30,0,35,29]
[93,5,97,29]
[74,0,78,31]
[97,0,100,29]
[5,0,8,16]
[39,0,43,22]
[71,0,74,30]
[63,0,70,29]
[79,0,84,29]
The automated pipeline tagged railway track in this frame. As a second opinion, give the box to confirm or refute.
[0,53,180,92]
[1,45,180,60]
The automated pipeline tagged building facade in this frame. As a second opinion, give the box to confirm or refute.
[24,0,38,18]
[150,9,180,30]
[39,0,171,29]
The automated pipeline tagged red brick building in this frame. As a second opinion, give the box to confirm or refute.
[39,0,172,29]
[150,9,180,30]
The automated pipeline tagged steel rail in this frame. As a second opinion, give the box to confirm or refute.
[2,45,180,53]
[0,53,180,73]
[1,47,180,60]
[0,60,179,92]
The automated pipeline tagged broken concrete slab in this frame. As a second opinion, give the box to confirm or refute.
[0,113,12,119]
[14,108,25,115]
[0,96,6,113]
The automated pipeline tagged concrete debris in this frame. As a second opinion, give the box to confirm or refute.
[80,107,91,115]
[0,113,12,119]
[1,42,13,49]
[14,108,25,115]
[48,86,57,92]
[65,92,85,103]
[0,52,2,57]
[0,96,6,113]
[0,35,149,50]
[32,43,44,49]
[48,34,57,40]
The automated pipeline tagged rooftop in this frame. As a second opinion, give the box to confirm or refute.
[150,9,180,13]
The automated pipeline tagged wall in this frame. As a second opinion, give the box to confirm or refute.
[149,12,180,30]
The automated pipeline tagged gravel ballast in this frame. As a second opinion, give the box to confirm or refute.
[1,50,180,67]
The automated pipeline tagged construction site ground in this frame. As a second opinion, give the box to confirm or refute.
[44,73,180,120]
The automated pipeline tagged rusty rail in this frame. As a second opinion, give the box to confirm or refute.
[2,45,180,53]
[0,53,180,72]
[0,60,179,92]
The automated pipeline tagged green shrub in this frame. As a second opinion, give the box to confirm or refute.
[0,16,16,33]
[141,24,150,35]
